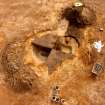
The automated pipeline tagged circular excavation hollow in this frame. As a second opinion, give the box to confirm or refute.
[1,33,78,92]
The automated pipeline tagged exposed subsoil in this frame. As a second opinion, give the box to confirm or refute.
[0,0,105,105]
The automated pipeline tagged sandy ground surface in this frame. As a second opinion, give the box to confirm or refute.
[0,0,105,105]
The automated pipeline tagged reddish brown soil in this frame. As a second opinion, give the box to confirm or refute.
[0,0,105,105]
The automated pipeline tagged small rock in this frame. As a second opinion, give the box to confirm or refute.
[99,28,104,31]
[32,34,58,49]
[74,1,83,7]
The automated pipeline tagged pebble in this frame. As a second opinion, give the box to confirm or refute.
[99,27,104,31]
